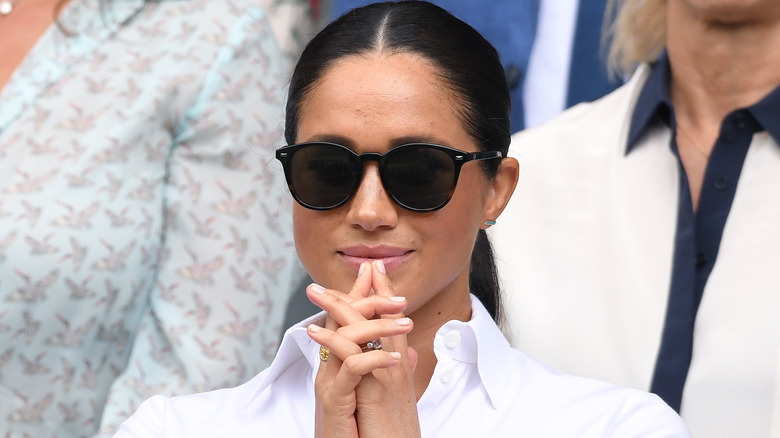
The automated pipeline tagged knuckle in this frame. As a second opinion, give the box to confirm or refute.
[342,356,363,376]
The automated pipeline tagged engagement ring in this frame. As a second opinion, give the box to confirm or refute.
[360,339,382,352]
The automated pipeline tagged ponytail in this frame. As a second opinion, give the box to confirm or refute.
[469,229,502,324]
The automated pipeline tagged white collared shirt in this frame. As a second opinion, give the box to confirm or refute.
[115,296,689,437]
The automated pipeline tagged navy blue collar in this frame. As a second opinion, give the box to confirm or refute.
[749,83,780,143]
[626,52,780,155]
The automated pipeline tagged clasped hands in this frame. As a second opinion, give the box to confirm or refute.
[306,260,422,438]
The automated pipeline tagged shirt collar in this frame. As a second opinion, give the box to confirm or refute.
[626,51,780,154]
[245,311,324,406]
[248,295,513,410]
[625,53,672,155]
[433,295,512,409]
[747,82,780,144]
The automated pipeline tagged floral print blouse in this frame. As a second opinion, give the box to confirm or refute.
[0,0,304,436]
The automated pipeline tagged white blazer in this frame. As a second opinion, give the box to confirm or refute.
[492,64,780,438]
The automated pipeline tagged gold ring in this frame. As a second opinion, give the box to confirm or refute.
[360,339,382,353]
[319,346,329,362]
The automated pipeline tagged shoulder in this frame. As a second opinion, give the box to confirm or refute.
[125,0,278,57]
[114,369,271,436]
[151,0,270,22]
[115,329,321,437]
[504,352,689,436]
[511,64,653,155]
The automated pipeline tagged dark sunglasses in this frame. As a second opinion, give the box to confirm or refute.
[275,142,503,212]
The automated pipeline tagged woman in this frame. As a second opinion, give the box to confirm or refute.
[115,2,689,436]
[491,0,780,436]
[0,0,304,435]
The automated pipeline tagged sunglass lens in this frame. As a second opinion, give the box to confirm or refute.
[384,146,455,210]
[290,144,360,209]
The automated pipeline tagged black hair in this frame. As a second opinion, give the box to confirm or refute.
[285,1,511,323]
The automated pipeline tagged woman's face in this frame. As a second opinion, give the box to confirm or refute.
[676,0,780,22]
[292,52,514,323]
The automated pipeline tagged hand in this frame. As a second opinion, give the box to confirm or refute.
[306,261,416,438]
[353,261,421,438]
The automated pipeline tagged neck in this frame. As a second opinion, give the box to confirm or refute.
[667,2,780,131]
[405,282,472,401]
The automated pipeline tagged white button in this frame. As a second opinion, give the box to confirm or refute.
[440,367,454,383]
[444,331,461,349]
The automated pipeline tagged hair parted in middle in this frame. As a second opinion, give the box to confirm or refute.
[283,1,511,323]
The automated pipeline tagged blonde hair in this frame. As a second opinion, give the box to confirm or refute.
[603,0,668,78]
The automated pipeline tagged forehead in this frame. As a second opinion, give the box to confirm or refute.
[296,52,474,151]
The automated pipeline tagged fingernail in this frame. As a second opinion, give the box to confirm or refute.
[308,324,321,332]
[310,283,325,294]
[375,260,386,274]
[389,351,401,359]
[358,262,366,276]
[396,317,411,326]
[389,296,406,302]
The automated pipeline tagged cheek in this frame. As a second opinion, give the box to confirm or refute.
[449,169,491,223]
[293,206,352,288]
[292,206,325,273]
[421,171,489,264]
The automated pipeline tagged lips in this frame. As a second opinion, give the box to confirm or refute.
[338,245,414,271]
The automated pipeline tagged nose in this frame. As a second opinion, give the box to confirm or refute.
[345,163,399,231]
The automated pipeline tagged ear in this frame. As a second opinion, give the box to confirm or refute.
[481,157,519,228]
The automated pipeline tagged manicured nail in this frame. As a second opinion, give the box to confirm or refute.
[375,260,386,274]
[310,283,325,294]
[389,351,401,359]
[308,324,321,332]
[396,317,411,326]
[358,262,366,276]
[389,296,406,302]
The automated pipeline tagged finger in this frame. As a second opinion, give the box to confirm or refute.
[310,261,369,332]
[309,324,361,359]
[316,349,402,416]
[335,317,412,350]
[350,295,408,319]
[370,261,407,321]
[313,326,345,384]
[336,350,403,388]
[309,318,412,360]
[348,261,373,299]
[311,324,403,392]
[317,261,372,332]
[307,283,361,330]
[308,283,408,326]
[370,260,398,300]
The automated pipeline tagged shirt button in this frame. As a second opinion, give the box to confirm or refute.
[713,176,729,190]
[695,253,707,269]
[444,331,461,349]
[440,367,454,384]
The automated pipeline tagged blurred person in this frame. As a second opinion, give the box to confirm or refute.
[492,0,780,436]
[115,2,688,436]
[0,0,302,435]
[255,0,318,69]
[327,0,619,132]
